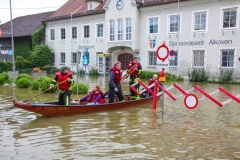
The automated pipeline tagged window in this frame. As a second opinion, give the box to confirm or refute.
[148,51,157,66]
[118,19,123,41]
[72,26,77,39]
[192,50,205,68]
[194,11,207,31]
[222,7,237,29]
[84,25,90,38]
[169,50,178,67]
[149,17,158,34]
[51,52,55,64]
[220,49,235,68]
[126,18,131,40]
[72,52,77,64]
[110,20,114,41]
[60,52,65,64]
[60,28,65,40]
[169,15,180,33]
[88,2,93,10]
[97,24,103,38]
[50,29,55,40]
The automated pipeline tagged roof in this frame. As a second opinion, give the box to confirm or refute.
[46,0,106,21]
[137,0,188,7]
[0,11,54,38]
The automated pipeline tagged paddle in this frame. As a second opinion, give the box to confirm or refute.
[103,64,137,98]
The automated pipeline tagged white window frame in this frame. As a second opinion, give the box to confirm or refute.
[60,52,66,64]
[88,2,93,11]
[59,27,66,40]
[220,6,239,30]
[169,50,180,69]
[147,50,157,67]
[167,13,181,34]
[109,19,115,41]
[192,10,208,33]
[126,18,131,41]
[118,19,123,41]
[147,16,159,35]
[83,24,90,39]
[218,48,236,69]
[71,52,77,64]
[96,23,104,38]
[191,49,206,69]
[49,28,55,41]
[71,26,78,40]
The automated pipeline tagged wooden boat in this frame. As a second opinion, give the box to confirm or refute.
[13,94,160,117]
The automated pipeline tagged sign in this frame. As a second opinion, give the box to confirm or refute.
[84,48,88,52]
[156,44,169,62]
[0,44,2,47]
[184,94,198,110]
[0,29,2,37]
[170,50,175,56]
[8,50,13,55]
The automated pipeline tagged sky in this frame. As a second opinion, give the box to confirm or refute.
[0,0,69,24]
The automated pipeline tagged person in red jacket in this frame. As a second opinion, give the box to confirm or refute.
[79,85,105,105]
[108,61,124,103]
[49,66,74,105]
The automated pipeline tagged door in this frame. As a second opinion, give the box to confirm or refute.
[118,53,133,70]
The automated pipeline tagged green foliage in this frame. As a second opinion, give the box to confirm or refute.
[139,70,183,81]
[0,72,9,81]
[14,39,32,60]
[48,68,60,74]
[188,68,210,82]
[17,68,32,73]
[15,56,32,69]
[31,26,45,49]
[31,81,40,90]
[217,69,234,83]
[16,78,31,88]
[71,83,88,94]
[89,68,98,75]
[36,76,49,84]
[0,61,12,73]
[16,73,31,83]
[0,76,5,85]
[31,45,52,67]
[39,77,57,93]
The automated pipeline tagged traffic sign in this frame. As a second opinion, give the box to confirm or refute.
[84,48,88,52]
[156,44,169,62]
[170,50,175,56]
[184,94,198,110]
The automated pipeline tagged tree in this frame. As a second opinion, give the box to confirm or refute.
[31,45,52,67]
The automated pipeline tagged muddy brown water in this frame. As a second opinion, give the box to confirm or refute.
[0,75,240,159]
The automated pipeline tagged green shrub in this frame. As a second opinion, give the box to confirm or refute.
[36,76,49,84]
[17,68,33,73]
[72,83,88,94]
[0,61,12,73]
[39,77,56,93]
[49,68,60,74]
[188,68,210,82]
[0,76,5,85]
[31,81,40,90]
[16,73,31,83]
[0,72,9,81]
[139,70,183,81]
[16,78,31,88]
[217,69,234,83]
[89,68,98,75]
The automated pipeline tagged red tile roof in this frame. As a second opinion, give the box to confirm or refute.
[0,11,54,38]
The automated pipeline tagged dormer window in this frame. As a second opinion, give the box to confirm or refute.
[88,2,93,11]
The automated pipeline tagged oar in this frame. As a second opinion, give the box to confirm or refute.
[103,64,137,97]
[23,78,70,103]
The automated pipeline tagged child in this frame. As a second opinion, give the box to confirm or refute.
[79,85,105,105]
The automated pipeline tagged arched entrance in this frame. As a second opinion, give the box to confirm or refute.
[118,53,133,70]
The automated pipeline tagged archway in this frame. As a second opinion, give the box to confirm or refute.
[118,53,133,70]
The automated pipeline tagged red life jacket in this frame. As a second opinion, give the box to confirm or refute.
[55,71,72,90]
[148,78,155,86]
[110,67,122,83]
[128,61,140,77]
[89,90,105,104]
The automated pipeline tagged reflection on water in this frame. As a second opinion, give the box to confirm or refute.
[0,76,240,159]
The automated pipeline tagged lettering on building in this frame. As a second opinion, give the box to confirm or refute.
[169,41,204,46]
[209,39,232,45]
[78,45,94,49]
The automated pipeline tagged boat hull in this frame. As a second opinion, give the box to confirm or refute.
[13,95,159,116]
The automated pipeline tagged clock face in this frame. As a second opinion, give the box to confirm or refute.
[116,0,124,10]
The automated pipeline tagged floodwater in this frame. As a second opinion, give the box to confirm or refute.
[0,75,240,159]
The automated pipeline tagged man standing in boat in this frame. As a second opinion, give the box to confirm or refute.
[108,61,124,103]
[48,66,74,105]
[127,57,142,100]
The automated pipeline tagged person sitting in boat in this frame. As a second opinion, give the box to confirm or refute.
[147,74,162,96]
[48,66,74,105]
[79,85,105,105]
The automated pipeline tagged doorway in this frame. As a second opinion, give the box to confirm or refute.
[118,53,133,70]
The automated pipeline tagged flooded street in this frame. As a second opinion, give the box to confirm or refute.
[0,75,240,159]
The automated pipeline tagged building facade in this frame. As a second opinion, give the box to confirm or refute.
[45,0,240,79]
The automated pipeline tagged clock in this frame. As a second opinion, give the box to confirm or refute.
[116,0,124,10]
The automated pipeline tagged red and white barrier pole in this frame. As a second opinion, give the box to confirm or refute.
[152,81,158,109]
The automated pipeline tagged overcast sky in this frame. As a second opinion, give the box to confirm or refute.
[0,0,69,24]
